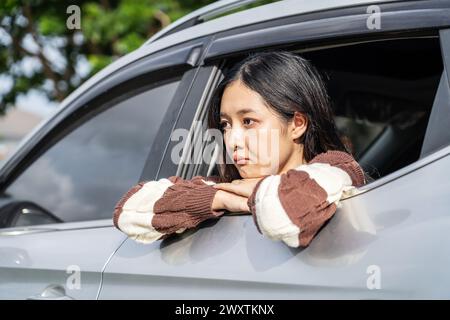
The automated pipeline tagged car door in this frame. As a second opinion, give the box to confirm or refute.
[0,40,205,299]
[98,4,450,299]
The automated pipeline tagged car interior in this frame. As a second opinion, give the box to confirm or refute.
[206,36,443,182]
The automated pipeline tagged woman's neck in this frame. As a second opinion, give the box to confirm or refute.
[277,145,305,175]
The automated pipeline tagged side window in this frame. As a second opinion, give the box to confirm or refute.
[1,79,181,227]
[204,36,443,182]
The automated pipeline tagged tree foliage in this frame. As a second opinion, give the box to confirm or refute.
[0,0,216,115]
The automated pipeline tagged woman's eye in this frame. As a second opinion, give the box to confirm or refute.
[220,121,230,130]
[243,118,255,126]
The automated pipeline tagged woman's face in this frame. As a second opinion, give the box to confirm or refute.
[219,80,306,178]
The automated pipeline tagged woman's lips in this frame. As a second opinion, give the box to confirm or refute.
[236,159,249,165]
[233,156,250,165]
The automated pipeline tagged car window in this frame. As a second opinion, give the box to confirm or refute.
[204,37,443,182]
[1,79,180,226]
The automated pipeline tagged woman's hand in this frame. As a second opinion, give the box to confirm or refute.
[212,177,264,198]
[212,190,249,213]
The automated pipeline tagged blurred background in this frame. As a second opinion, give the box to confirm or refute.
[0,0,220,165]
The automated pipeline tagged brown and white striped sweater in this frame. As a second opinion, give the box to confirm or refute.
[113,150,365,248]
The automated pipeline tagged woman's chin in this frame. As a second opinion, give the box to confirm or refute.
[236,169,253,179]
[237,167,269,179]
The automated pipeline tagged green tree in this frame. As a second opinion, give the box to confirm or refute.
[0,0,216,115]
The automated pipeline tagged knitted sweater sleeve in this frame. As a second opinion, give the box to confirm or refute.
[113,150,365,248]
[113,175,226,244]
[247,150,366,248]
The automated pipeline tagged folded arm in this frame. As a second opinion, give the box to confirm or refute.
[247,150,366,248]
[113,150,365,248]
[113,175,226,244]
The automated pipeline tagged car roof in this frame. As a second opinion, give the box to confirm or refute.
[142,0,261,45]
[143,0,404,45]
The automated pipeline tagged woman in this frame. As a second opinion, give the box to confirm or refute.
[113,51,366,248]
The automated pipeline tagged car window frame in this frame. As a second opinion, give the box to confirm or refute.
[420,28,450,158]
[156,60,224,180]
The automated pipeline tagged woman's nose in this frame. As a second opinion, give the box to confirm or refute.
[228,127,245,150]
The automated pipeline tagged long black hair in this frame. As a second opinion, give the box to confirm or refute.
[207,51,348,182]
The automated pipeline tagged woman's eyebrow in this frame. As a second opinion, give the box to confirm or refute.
[220,108,258,117]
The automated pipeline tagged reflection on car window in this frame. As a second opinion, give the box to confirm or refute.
[5,80,180,224]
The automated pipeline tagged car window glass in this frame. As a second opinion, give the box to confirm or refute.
[2,79,180,226]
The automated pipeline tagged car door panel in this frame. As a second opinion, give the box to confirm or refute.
[99,147,450,299]
[0,221,125,299]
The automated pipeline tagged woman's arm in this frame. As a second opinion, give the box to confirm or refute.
[113,175,247,244]
[113,150,365,247]
[247,150,366,248]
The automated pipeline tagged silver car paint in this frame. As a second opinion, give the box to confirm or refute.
[0,220,125,299]
[99,146,450,299]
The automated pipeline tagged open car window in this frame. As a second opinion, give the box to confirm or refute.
[203,36,443,183]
